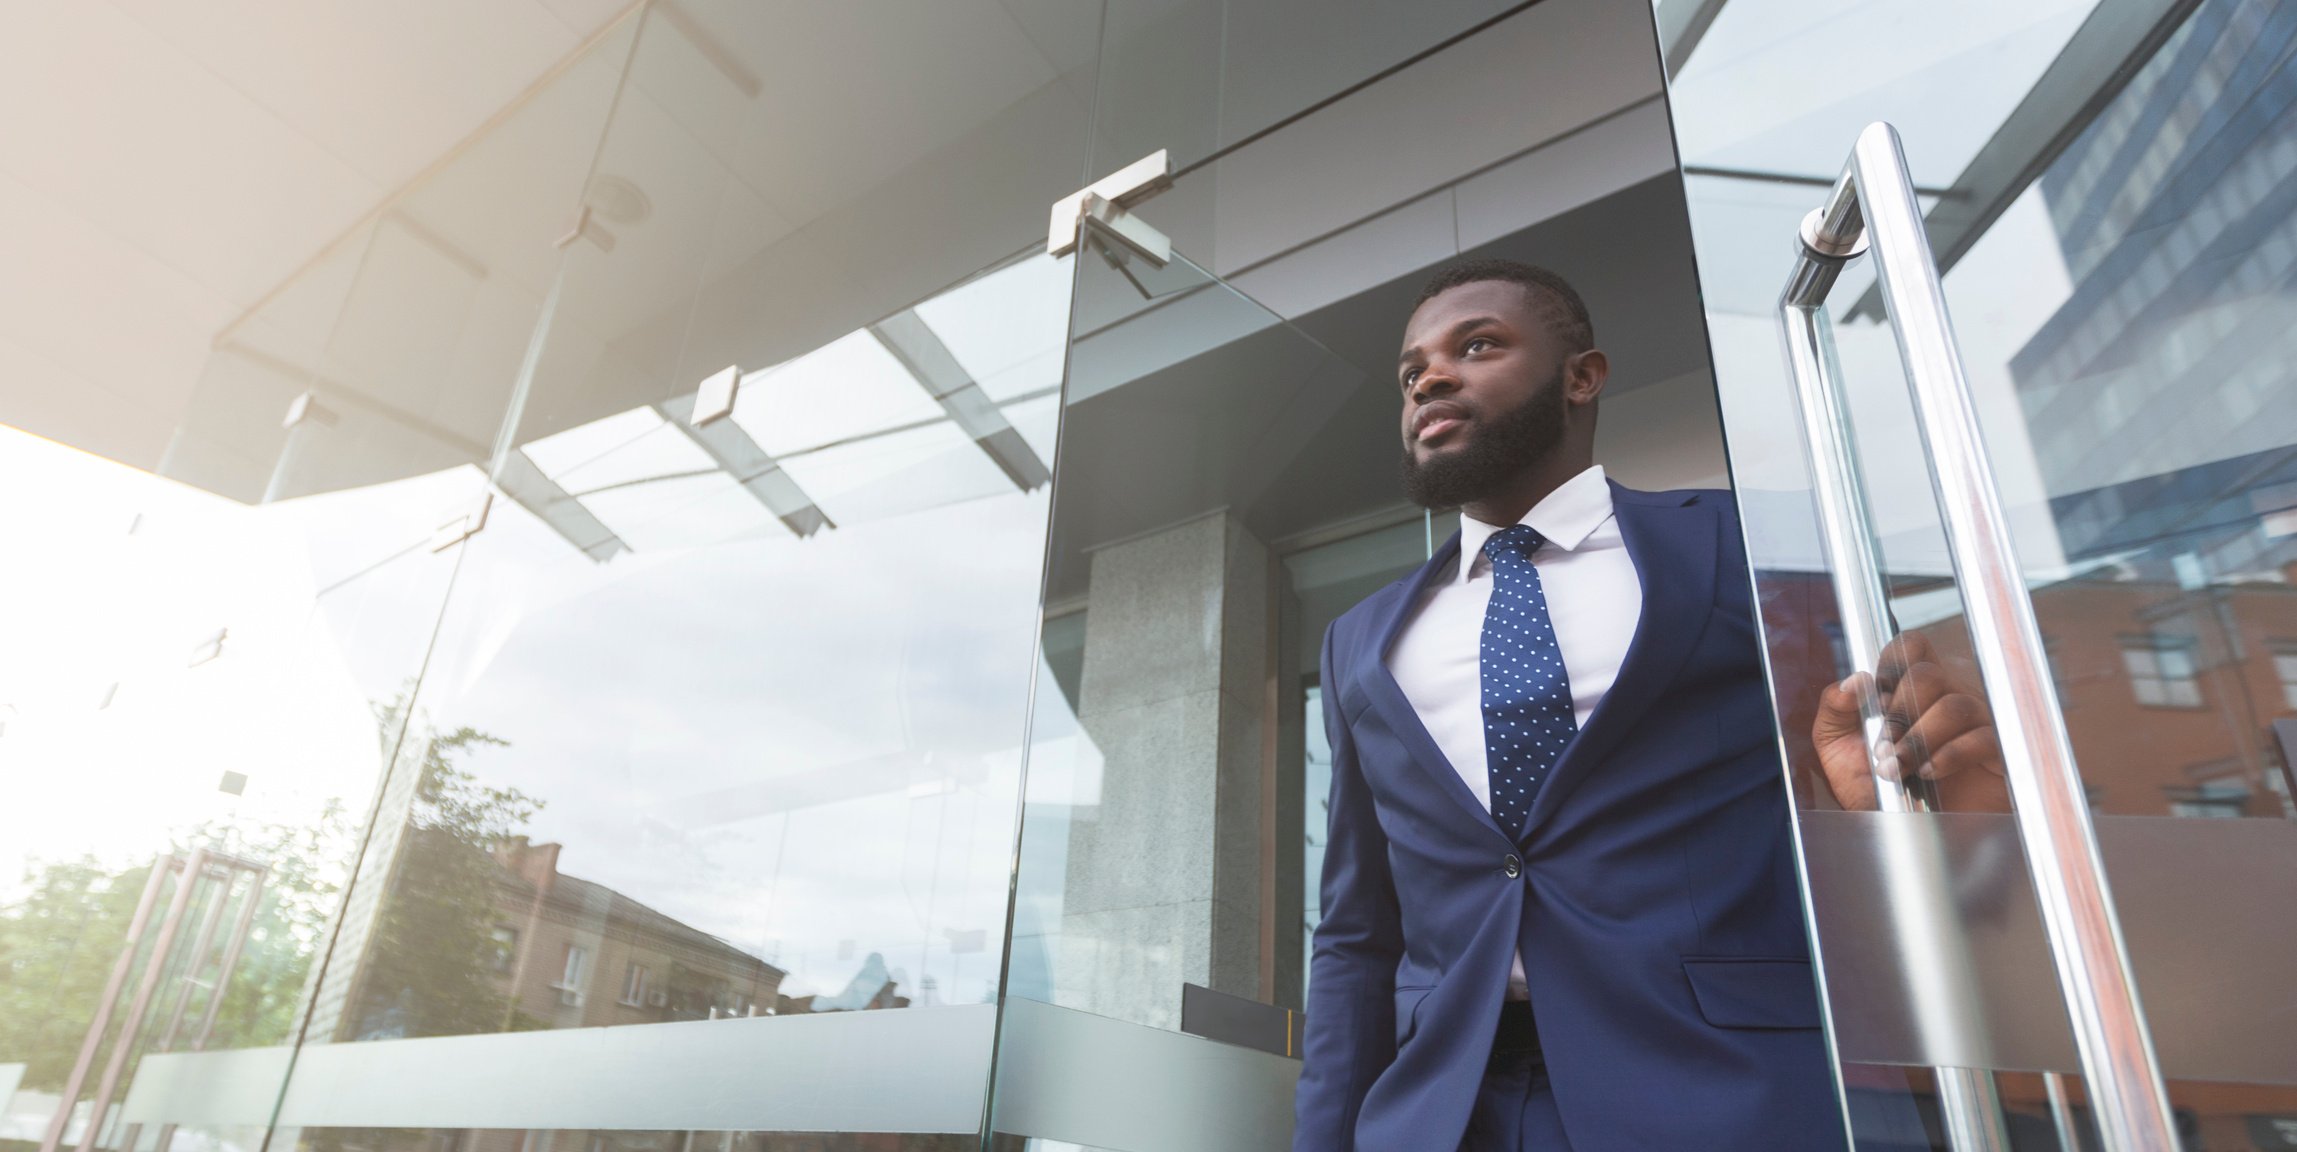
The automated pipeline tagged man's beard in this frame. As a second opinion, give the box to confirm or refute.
[1399,370,1568,509]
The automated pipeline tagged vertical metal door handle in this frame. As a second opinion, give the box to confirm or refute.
[1775,121,2177,1152]
[37,858,176,1152]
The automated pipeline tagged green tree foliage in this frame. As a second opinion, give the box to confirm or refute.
[0,808,352,1092]
[0,693,535,1096]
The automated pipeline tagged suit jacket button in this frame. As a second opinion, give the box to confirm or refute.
[1502,854,1522,878]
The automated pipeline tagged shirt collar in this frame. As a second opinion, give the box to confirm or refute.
[1456,465,1613,584]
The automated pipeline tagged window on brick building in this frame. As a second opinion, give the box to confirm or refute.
[553,944,587,1006]
[2273,646,2297,711]
[1821,622,1851,683]
[2123,640,2203,707]
[488,926,518,973]
[620,962,651,1007]
[2041,633,2073,703]
[2166,772,2250,819]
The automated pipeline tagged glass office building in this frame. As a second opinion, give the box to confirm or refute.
[1,0,2293,1147]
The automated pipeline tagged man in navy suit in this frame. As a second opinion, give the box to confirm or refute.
[1292,260,2003,1150]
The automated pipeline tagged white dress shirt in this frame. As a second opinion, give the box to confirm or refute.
[1385,465,1645,997]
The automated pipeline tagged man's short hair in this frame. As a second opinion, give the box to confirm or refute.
[1414,259,1594,353]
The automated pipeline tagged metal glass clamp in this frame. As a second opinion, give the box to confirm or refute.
[1047,151,1172,266]
[430,491,494,552]
[691,364,741,427]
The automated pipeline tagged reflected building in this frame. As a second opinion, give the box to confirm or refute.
[2012,0,2297,579]
[2000,0,2297,822]
[314,829,785,1044]
[1759,570,2297,818]
[300,721,788,1046]
[484,840,783,1031]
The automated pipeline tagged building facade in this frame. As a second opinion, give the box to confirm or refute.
[0,0,2293,1148]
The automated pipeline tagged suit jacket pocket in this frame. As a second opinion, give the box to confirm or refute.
[1682,958,1822,1030]
[1393,985,1434,1047]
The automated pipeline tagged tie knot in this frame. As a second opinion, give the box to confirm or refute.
[1482,524,1546,567]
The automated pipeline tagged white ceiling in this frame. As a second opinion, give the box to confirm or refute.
[155,0,1114,503]
[1,0,1117,501]
[0,0,634,469]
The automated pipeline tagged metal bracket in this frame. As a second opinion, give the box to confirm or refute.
[692,364,741,427]
[1079,192,1171,268]
[187,629,227,668]
[1797,207,1870,261]
[554,204,617,253]
[1047,151,1172,263]
[281,392,339,430]
[430,491,495,552]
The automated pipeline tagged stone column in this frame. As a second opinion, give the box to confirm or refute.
[1057,510,1270,1028]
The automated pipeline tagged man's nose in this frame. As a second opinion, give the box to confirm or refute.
[1410,362,1460,402]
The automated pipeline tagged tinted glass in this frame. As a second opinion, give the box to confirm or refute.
[1088,0,1525,176]
[1669,0,2297,1139]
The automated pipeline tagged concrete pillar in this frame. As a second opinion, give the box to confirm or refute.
[1057,509,1270,1028]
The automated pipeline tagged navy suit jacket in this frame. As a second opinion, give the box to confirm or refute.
[1293,484,1845,1150]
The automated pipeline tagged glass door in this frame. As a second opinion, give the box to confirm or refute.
[986,73,1732,1143]
[987,189,1364,1152]
[0,13,606,1140]
[1667,0,2297,1146]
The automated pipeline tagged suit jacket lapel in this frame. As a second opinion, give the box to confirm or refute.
[1358,530,1511,843]
[1518,484,1718,843]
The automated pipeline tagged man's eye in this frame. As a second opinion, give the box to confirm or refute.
[1465,338,1492,354]
[1402,369,1420,388]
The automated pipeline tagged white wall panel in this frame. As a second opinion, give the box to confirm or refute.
[1207,0,1665,277]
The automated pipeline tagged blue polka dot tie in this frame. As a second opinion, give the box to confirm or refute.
[1481,525,1577,836]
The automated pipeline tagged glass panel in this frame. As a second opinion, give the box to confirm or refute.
[1284,514,1454,999]
[0,123,561,1152]
[1675,0,2099,186]
[992,231,1366,1149]
[266,5,1094,1150]
[1089,0,1524,176]
[1668,0,2297,1140]
[0,14,641,1152]
[1088,0,1589,279]
[0,427,477,1152]
[991,121,1730,1141]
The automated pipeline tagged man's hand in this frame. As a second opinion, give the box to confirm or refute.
[1811,631,2011,812]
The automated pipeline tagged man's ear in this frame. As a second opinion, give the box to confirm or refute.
[1565,348,1609,405]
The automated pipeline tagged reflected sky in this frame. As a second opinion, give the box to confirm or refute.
[358,252,1077,1008]
[1700,187,2078,575]
[1674,0,2095,183]
[413,486,1046,1003]
[0,423,475,900]
[1679,0,2088,580]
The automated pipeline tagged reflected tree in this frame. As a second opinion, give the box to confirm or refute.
[0,688,534,1098]
[342,699,539,1041]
